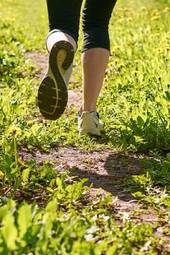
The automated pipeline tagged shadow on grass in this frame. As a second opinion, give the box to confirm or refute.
[68,152,146,201]
[19,146,169,202]
[68,151,170,201]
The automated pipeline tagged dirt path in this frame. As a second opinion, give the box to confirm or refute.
[24,52,170,247]
[20,145,159,218]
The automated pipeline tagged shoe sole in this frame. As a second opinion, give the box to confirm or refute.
[79,130,101,136]
[38,40,74,120]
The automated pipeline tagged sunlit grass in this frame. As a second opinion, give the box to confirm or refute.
[0,0,170,254]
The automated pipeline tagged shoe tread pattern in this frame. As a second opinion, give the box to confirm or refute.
[38,40,74,120]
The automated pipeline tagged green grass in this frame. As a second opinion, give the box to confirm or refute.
[0,0,170,254]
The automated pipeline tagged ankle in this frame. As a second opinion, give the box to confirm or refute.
[81,105,96,112]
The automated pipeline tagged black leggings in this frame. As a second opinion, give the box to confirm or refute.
[46,0,117,52]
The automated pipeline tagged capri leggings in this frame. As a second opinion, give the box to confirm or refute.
[46,0,117,52]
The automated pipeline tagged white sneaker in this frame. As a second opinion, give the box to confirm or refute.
[78,111,104,136]
[38,30,77,120]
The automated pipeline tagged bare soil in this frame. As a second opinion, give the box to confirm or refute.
[19,145,157,217]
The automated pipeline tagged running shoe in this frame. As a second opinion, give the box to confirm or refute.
[78,111,104,136]
[38,31,76,120]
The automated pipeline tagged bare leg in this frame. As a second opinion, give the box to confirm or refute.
[81,48,110,112]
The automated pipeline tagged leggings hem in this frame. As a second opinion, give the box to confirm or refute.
[81,46,110,54]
